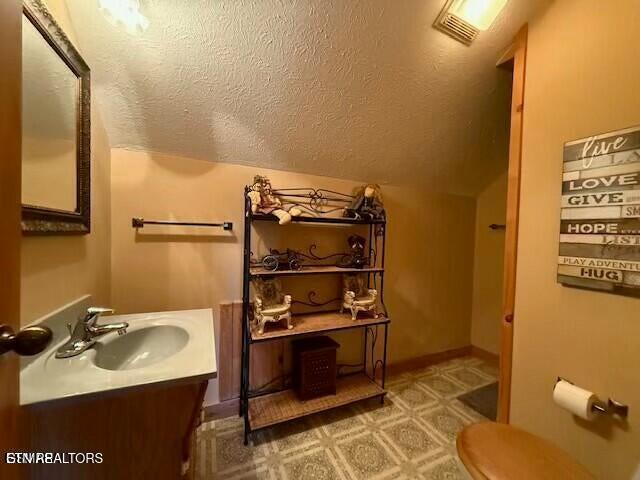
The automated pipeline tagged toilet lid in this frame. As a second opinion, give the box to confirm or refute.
[457,422,595,480]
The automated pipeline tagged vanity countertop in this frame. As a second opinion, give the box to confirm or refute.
[21,308,217,406]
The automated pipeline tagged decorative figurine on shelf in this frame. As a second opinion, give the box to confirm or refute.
[344,184,385,221]
[340,274,378,320]
[337,235,368,269]
[261,249,302,272]
[248,175,302,225]
[252,277,293,335]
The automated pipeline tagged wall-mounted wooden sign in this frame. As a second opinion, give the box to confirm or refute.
[558,125,640,295]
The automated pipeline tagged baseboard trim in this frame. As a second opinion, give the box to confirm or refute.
[203,398,239,422]
[470,345,499,366]
[386,346,472,376]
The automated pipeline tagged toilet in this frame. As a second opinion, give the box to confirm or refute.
[457,422,596,480]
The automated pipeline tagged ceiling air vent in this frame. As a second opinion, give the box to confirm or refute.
[434,0,480,46]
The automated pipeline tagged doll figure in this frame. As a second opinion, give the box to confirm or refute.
[344,184,385,221]
[247,176,302,225]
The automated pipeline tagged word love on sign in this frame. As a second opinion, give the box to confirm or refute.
[558,125,640,295]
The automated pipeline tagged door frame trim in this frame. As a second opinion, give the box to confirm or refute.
[496,25,528,424]
[0,0,23,477]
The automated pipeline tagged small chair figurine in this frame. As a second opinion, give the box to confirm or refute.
[252,278,293,335]
[340,274,378,320]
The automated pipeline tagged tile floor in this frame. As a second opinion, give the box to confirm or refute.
[195,356,498,480]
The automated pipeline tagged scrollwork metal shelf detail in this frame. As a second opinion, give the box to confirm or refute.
[250,243,378,273]
[292,291,341,308]
[271,188,355,217]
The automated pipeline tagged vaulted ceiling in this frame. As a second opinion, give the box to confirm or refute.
[65,0,549,196]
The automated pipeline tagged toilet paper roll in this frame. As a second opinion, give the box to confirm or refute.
[553,380,596,420]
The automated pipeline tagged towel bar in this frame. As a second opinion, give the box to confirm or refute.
[132,217,233,231]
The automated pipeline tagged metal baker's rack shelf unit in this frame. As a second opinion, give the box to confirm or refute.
[239,186,390,444]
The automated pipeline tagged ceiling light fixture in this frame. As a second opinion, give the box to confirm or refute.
[98,0,149,33]
[449,0,508,30]
[434,0,508,45]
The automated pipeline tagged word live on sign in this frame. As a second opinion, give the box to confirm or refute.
[558,125,640,294]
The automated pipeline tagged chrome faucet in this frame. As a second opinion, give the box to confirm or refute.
[55,307,128,359]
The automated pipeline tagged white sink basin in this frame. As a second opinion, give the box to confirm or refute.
[93,325,189,371]
[20,308,216,406]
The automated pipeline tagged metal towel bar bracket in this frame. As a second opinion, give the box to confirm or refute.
[132,217,233,231]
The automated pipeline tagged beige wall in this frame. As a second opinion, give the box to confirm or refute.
[20,0,111,325]
[511,1,640,478]
[470,172,507,355]
[110,148,476,404]
[384,183,476,362]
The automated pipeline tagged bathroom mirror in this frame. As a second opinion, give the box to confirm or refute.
[21,0,91,234]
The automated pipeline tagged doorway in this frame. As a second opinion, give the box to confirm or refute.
[460,26,527,424]
[496,25,528,424]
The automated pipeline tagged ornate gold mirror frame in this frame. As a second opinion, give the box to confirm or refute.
[22,0,91,234]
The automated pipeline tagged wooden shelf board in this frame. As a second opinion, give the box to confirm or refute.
[250,265,384,277]
[251,213,385,226]
[250,311,389,342]
[248,374,385,430]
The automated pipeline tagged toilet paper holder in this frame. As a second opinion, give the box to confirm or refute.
[556,377,629,419]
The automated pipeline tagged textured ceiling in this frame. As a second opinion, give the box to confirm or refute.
[64,0,549,196]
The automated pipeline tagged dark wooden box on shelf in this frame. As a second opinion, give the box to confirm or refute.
[293,336,339,401]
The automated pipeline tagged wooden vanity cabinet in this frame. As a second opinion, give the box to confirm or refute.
[25,380,208,480]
